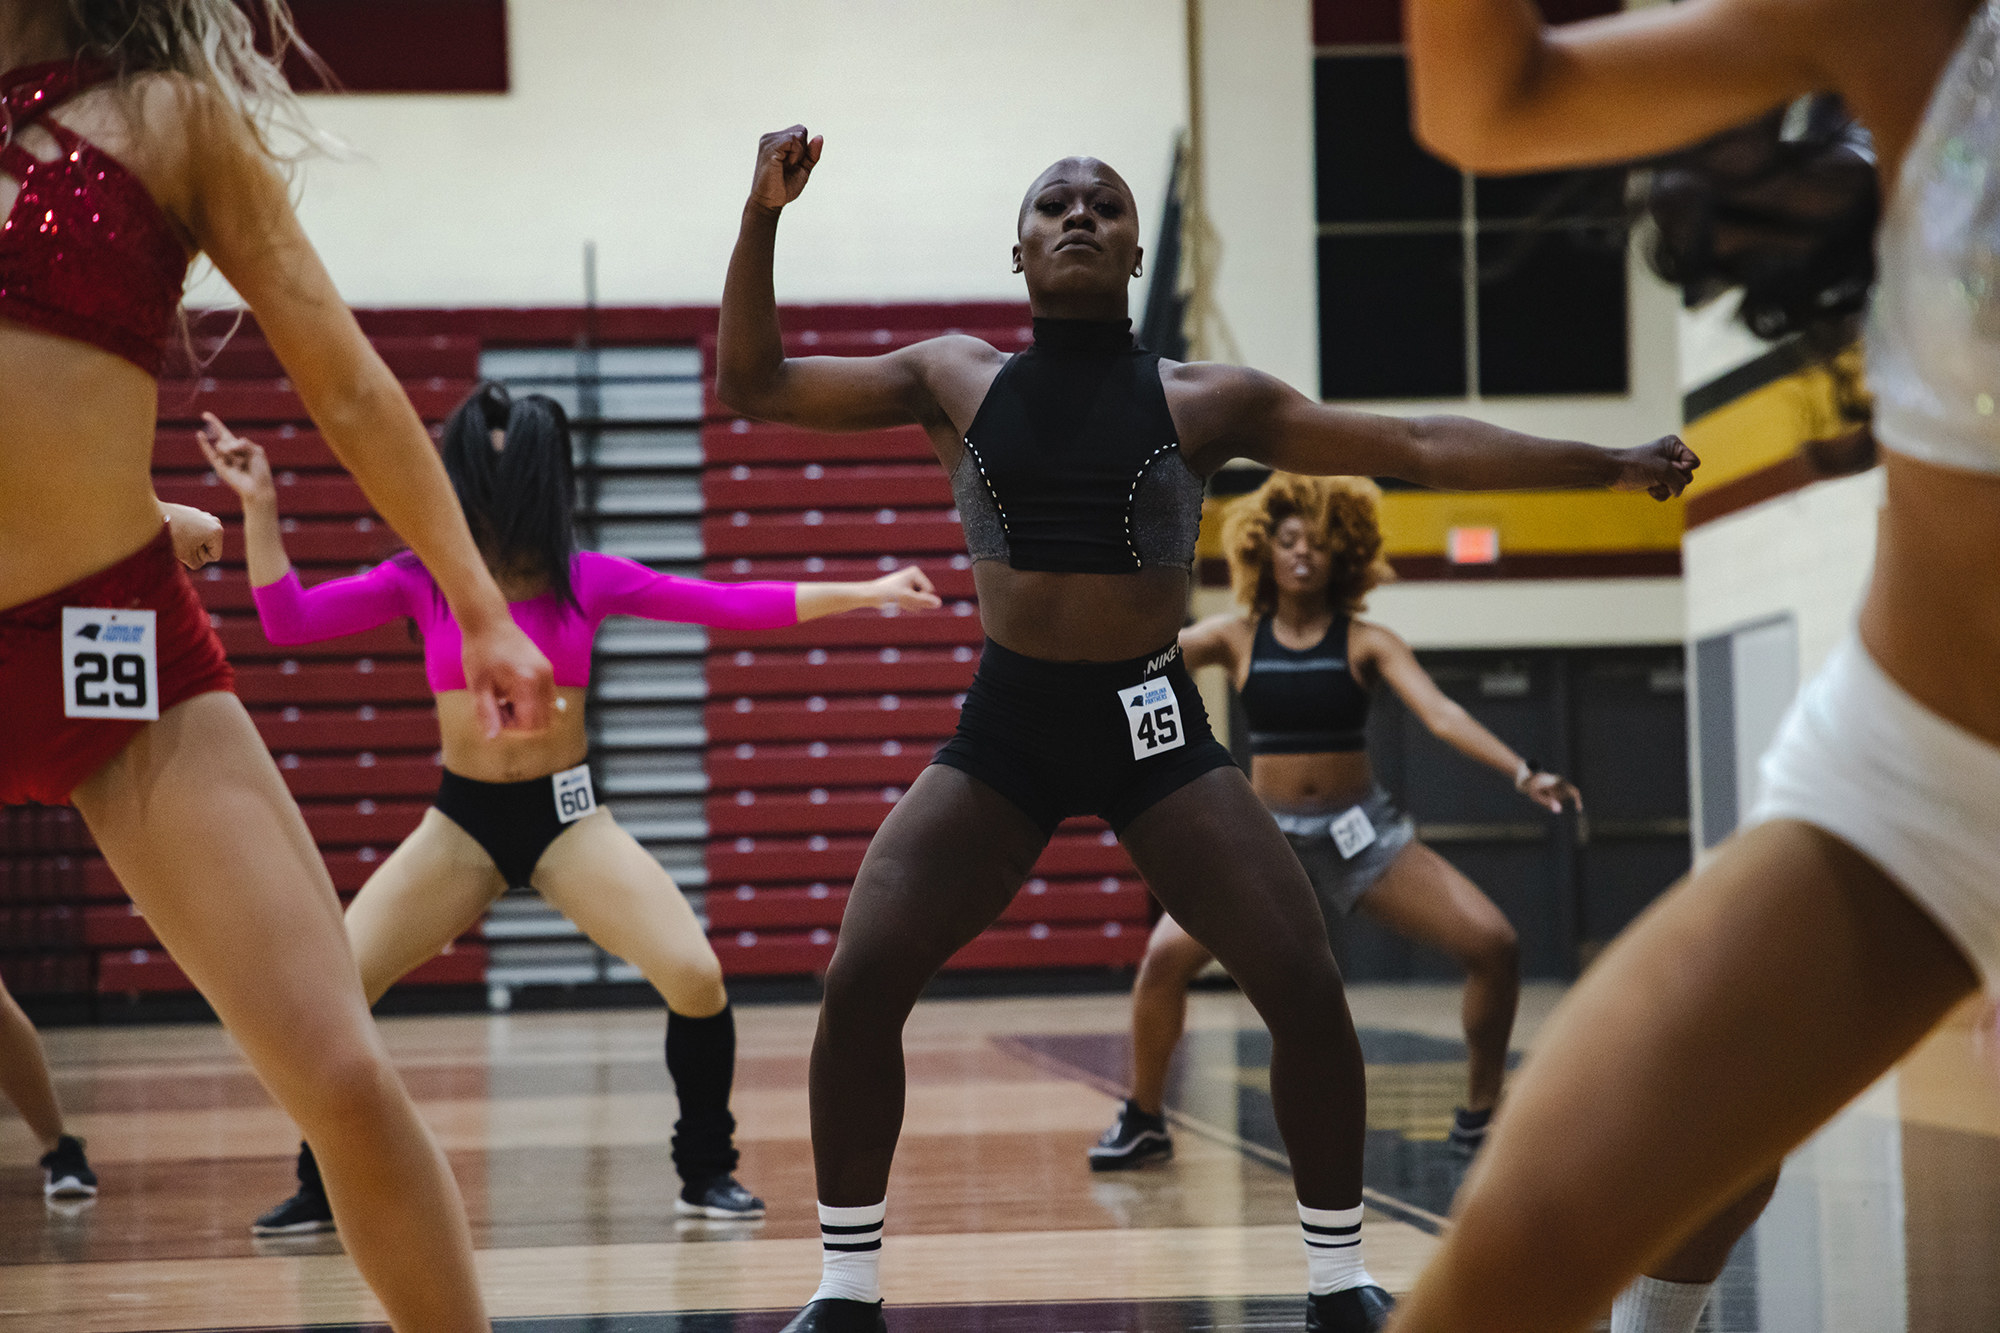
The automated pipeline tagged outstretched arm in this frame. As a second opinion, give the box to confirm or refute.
[1363,624,1581,813]
[199,416,410,646]
[1403,0,1827,172]
[1178,364,1696,498]
[583,557,939,629]
[717,126,967,432]
[181,81,552,734]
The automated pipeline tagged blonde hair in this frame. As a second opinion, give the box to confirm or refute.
[66,0,330,159]
[1222,472,1394,617]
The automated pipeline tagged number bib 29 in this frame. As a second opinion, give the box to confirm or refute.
[553,762,597,824]
[62,608,159,721]
[1120,676,1185,761]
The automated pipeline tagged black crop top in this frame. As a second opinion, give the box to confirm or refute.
[1238,615,1371,755]
[950,317,1204,573]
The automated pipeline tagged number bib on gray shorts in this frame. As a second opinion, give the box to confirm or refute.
[1271,784,1416,920]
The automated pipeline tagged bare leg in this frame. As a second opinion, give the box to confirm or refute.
[811,765,1049,1206]
[1355,843,1519,1112]
[1387,820,1977,1333]
[0,977,65,1150]
[535,811,740,1187]
[1647,1173,1779,1284]
[1120,768,1368,1210]
[533,810,726,1018]
[74,694,488,1333]
[343,809,508,1006]
[1127,913,1215,1116]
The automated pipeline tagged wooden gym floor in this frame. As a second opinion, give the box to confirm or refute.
[1,982,1996,1332]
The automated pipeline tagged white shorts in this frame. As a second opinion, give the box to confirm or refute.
[1749,636,2000,995]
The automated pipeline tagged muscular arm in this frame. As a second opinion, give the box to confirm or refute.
[1403,0,1828,172]
[716,127,975,433]
[1176,364,1695,497]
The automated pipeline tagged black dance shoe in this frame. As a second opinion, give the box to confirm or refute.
[39,1136,96,1200]
[1306,1285,1395,1333]
[776,1298,888,1333]
[675,1173,767,1220]
[1087,1099,1173,1172]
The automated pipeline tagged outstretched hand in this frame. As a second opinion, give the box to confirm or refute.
[195,412,276,505]
[870,566,942,613]
[1612,435,1700,500]
[750,125,823,212]
[1519,770,1583,815]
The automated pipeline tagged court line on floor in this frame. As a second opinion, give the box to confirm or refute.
[989,1034,1450,1236]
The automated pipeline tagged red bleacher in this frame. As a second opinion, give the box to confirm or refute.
[697,313,1150,977]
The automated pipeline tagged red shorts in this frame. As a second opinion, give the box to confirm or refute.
[0,529,234,807]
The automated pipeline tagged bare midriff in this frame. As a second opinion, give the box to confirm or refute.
[435,688,592,782]
[1249,750,1376,815]
[972,563,1193,661]
[1860,451,2000,748]
[0,324,165,610]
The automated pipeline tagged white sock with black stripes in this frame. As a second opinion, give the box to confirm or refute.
[812,1200,886,1304]
[1609,1276,1714,1333]
[1300,1202,1376,1295]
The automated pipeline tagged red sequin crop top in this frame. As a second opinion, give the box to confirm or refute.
[0,59,188,376]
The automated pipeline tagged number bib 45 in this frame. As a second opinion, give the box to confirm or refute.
[62,608,159,721]
[553,762,597,824]
[1120,676,1186,761]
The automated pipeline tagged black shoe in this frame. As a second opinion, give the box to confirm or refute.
[675,1173,766,1220]
[253,1142,335,1236]
[1087,1099,1173,1172]
[40,1136,96,1200]
[1306,1286,1395,1333]
[1447,1105,1492,1155]
[776,1298,887,1333]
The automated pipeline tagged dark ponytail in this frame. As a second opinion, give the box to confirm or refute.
[1642,94,1879,348]
[439,382,581,611]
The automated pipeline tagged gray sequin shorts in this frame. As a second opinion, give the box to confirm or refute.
[1271,784,1416,920]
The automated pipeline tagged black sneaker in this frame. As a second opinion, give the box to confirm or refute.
[252,1145,335,1236]
[1306,1285,1394,1333]
[777,1298,887,1333]
[1087,1099,1173,1172]
[1447,1106,1492,1155]
[675,1174,766,1220]
[40,1136,96,1200]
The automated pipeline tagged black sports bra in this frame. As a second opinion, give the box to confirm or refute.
[1238,615,1371,755]
[950,318,1203,573]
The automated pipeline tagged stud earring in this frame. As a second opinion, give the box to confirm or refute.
[1132,261,1144,278]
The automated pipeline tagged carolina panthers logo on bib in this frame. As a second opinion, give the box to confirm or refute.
[553,763,597,824]
[1120,676,1186,761]
[62,608,159,721]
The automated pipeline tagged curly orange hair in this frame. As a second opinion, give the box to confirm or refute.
[1222,472,1394,617]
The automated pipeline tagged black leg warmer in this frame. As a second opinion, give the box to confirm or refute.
[666,1004,740,1185]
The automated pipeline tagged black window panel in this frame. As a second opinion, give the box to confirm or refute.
[1319,234,1466,399]
[1315,56,1461,224]
[1474,169,1621,222]
[1476,226,1629,395]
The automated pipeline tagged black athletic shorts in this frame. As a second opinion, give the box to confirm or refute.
[932,638,1237,836]
[434,761,600,887]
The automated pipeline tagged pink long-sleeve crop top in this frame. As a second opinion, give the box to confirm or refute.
[252,550,798,692]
